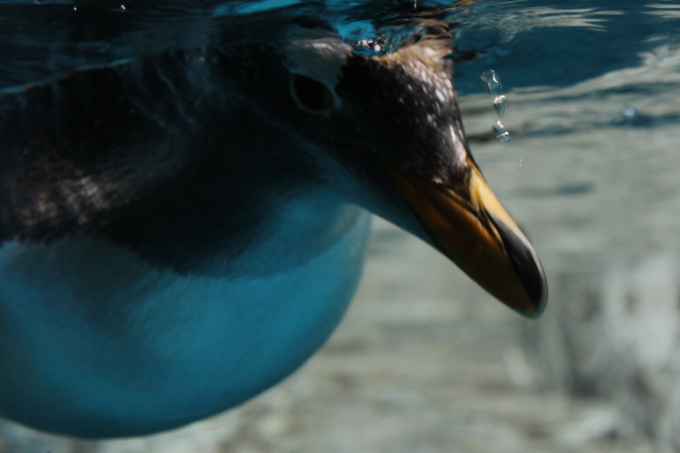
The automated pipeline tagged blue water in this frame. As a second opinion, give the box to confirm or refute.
[449,1,680,93]
[2,0,680,95]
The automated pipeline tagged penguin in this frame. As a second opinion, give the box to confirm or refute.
[0,8,546,438]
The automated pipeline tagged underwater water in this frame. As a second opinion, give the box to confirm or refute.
[2,0,680,451]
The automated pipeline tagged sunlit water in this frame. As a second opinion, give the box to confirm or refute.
[2,0,680,451]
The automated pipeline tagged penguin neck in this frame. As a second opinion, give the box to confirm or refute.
[103,180,364,278]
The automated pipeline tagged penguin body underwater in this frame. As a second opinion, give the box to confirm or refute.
[0,4,546,438]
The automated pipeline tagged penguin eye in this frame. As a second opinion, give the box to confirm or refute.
[290,73,335,113]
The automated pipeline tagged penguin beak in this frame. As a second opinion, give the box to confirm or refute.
[382,159,547,318]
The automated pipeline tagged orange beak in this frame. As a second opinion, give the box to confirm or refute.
[384,159,547,318]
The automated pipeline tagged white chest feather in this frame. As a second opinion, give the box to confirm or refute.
[0,210,371,437]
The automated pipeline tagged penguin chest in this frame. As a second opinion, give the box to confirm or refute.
[0,210,371,437]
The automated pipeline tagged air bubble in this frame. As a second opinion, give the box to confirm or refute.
[480,70,503,95]
[496,132,511,143]
[493,95,506,117]
[355,38,385,54]
[621,105,637,121]
[493,121,511,142]
[482,70,511,142]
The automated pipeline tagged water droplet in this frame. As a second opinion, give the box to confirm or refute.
[355,38,385,54]
[493,120,511,142]
[493,95,506,117]
[481,70,503,95]
[518,158,523,169]
[72,5,77,11]
[482,71,511,144]
[621,105,637,121]
[497,132,511,143]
